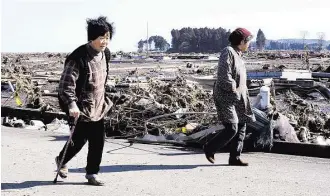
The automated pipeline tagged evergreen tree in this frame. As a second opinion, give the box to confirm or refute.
[256,29,266,50]
[169,27,231,53]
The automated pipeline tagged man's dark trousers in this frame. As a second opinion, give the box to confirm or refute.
[58,118,105,175]
[204,123,246,158]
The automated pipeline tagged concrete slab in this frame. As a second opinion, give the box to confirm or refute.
[1,126,330,196]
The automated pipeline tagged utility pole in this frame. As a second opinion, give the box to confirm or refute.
[300,31,308,50]
[317,32,325,52]
[146,22,149,57]
[300,31,309,70]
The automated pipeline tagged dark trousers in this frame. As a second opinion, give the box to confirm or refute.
[204,123,246,159]
[58,119,105,175]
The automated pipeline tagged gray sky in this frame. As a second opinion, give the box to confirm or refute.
[1,0,330,52]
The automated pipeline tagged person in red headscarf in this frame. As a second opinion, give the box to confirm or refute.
[203,28,256,166]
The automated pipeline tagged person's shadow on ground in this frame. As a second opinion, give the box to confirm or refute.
[2,164,227,190]
[1,181,87,190]
[69,163,227,173]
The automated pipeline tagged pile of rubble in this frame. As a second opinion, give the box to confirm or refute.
[248,51,330,60]
[1,56,329,146]
[1,63,49,110]
[2,116,69,133]
[279,90,330,144]
[105,76,218,138]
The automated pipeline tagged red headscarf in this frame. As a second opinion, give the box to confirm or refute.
[235,28,253,41]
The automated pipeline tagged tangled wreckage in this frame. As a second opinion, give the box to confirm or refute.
[1,53,330,158]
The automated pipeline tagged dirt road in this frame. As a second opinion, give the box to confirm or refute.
[2,126,330,196]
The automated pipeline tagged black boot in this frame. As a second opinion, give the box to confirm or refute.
[203,144,215,164]
[229,157,249,166]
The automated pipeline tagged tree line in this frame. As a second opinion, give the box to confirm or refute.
[169,27,231,53]
[266,41,330,51]
[137,35,170,52]
[137,27,232,53]
[137,28,329,53]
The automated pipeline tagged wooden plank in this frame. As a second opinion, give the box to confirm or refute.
[48,78,60,82]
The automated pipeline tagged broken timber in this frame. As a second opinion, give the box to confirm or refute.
[1,106,67,124]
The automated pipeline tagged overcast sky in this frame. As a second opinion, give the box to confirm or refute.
[1,0,330,52]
